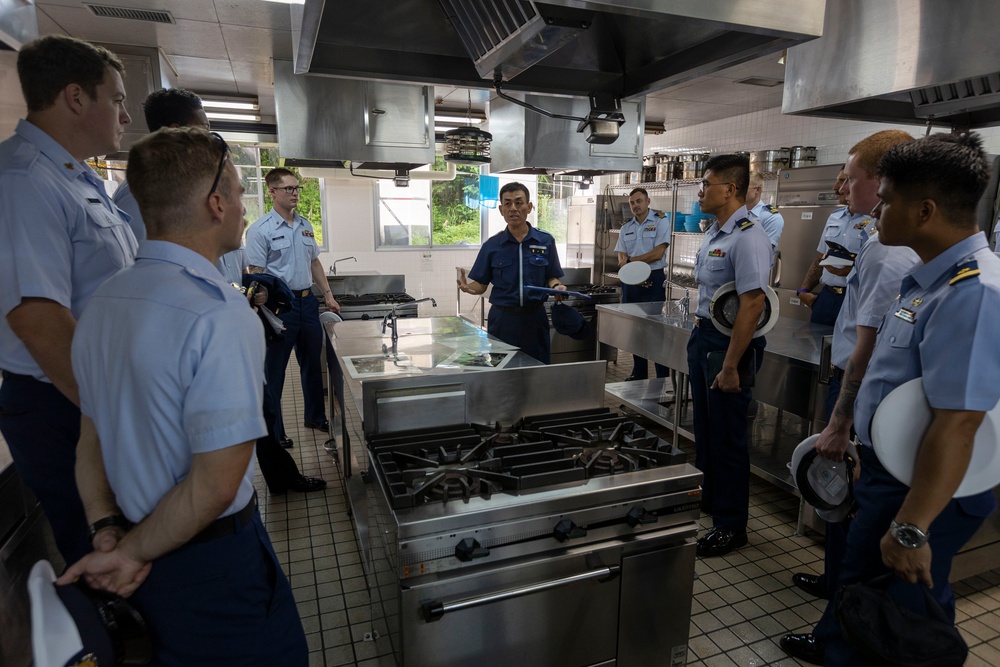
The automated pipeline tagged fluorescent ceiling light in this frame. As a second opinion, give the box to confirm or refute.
[206,111,262,122]
[202,99,259,111]
[434,116,482,125]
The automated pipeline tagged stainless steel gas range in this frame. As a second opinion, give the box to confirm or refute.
[365,407,701,667]
[326,274,419,321]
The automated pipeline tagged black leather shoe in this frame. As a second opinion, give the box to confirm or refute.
[792,572,829,599]
[779,633,825,665]
[269,475,327,495]
[304,420,330,431]
[696,527,748,557]
[623,375,646,382]
[279,436,294,449]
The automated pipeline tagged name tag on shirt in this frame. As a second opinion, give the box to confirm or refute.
[87,198,101,204]
[529,245,547,254]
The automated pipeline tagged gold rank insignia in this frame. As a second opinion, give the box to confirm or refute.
[655,210,666,218]
[767,204,779,213]
[737,217,754,230]
[72,654,98,667]
[910,297,923,307]
[949,260,981,286]
[64,162,75,170]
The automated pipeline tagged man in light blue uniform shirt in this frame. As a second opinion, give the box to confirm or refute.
[745,171,784,248]
[780,133,915,663]
[247,168,339,446]
[794,133,1000,667]
[615,187,670,380]
[113,88,210,242]
[686,154,772,558]
[217,245,249,284]
[0,36,136,565]
[59,127,307,665]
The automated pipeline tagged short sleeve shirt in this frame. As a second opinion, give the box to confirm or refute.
[216,246,250,285]
[831,233,920,369]
[693,206,772,318]
[748,201,785,248]
[614,210,671,270]
[817,208,874,287]
[245,208,320,291]
[469,224,564,307]
[0,120,137,379]
[72,240,266,523]
[854,233,1000,448]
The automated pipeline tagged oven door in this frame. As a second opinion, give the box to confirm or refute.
[399,525,695,667]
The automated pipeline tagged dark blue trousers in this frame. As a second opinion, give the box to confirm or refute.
[810,286,846,327]
[0,374,89,564]
[817,366,851,599]
[622,269,668,379]
[487,305,550,364]
[130,512,307,666]
[814,446,994,666]
[686,322,765,532]
[263,293,327,439]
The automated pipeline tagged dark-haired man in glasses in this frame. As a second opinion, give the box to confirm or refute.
[247,168,339,449]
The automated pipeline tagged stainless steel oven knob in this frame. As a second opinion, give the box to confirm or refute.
[553,519,588,542]
[626,506,659,527]
[454,537,490,562]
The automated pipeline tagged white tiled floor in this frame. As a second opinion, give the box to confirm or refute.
[264,355,1000,666]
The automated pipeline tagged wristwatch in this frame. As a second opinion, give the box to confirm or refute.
[88,514,131,541]
[890,520,930,549]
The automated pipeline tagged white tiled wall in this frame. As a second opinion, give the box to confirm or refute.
[642,105,1000,163]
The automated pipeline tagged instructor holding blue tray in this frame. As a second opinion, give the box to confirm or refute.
[458,182,566,363]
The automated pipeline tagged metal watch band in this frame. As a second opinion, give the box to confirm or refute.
[890,519,930,549]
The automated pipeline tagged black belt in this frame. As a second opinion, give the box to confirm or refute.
[823,285,845,295]
[190,492,257,545]
[291,289,313,298]
[694,317,715,329]
[1,370,35,381]
[491,302,544,314]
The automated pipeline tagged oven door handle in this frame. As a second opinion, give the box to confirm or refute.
[420,564,621,623]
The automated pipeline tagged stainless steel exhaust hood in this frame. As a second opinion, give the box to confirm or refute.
[0,0,38,51]
[292,0,825,98]
[489,92,643,174]
[783,0,1000,128]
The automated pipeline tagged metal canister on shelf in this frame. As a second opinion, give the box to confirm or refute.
[608,172,628,187]
[642,155,657,182]
[683,153,709,180]
[790,145,818,168]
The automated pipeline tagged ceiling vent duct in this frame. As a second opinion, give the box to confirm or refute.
[909,74,1000,120]
[436,0,591,82]
[85,4,175,24]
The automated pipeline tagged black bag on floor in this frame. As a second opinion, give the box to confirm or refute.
[836,573,967,667]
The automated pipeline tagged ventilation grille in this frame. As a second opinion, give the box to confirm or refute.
[85,4,174,24]
[437,0,537,61]
[910,74,1000,119]
[735,76,784,88]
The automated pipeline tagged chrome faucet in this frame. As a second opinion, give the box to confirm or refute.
[664,279,691,321]
[381,298,437,349]
[330,256,357,275]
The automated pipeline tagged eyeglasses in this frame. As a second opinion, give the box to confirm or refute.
[700,180,733,191]
[272,186,300,195]
[208,132,230,197]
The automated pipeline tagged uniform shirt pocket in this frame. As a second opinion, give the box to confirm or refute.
[270,235,292,252]
[880,321,916,380]
[706,257,727,271]
[528,254,549,267]
[84,206,133,267]
[824,223,844,239]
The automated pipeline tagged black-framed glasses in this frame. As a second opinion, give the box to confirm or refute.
[272,186,300,194]
[208,131,230,197]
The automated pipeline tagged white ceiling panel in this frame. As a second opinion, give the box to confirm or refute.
[163,54,236,90]
[221,24,291,64]
[35,7,67,34]
[37,6,230,59]
[213,0,291,30]
[36,0,218,23]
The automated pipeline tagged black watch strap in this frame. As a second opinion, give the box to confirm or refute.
[88,514,131,541]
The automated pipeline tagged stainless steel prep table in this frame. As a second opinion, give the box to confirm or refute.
[597,302,833,493]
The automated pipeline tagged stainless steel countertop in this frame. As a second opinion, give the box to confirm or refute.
[596,303,832,368]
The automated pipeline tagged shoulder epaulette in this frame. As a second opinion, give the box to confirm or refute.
[949,259,981,286]
[738,217,754,231]
[767,204,779,213]
[655,210,666,218]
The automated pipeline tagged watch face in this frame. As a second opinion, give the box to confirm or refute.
[892,523,927,548]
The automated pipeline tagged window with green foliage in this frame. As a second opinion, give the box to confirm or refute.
[377,159,484,248]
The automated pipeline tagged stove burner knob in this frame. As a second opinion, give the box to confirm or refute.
[454,537,490,562]
[626,506,659,527]
[553,519,587,542]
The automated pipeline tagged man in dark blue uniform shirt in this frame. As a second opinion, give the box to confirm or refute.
[782,133,1000,666]
[458,182,566,363]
